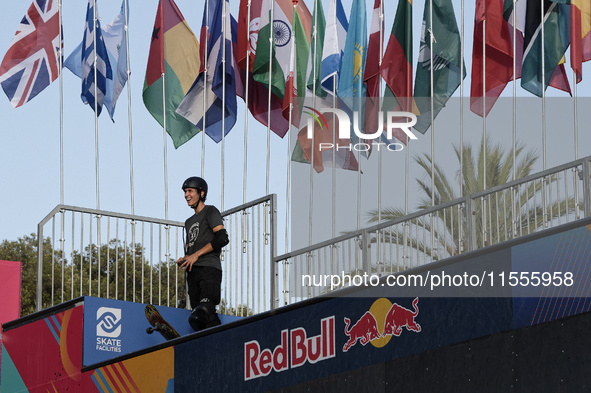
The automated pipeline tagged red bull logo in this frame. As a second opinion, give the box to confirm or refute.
[342,297,421,352]
[244,316,335,381]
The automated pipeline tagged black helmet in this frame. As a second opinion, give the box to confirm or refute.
[182,177,208,201]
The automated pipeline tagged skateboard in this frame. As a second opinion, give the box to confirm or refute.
[145,304,181,340]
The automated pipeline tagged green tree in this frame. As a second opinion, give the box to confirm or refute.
[0,234,250,316]
[69,240,186,307]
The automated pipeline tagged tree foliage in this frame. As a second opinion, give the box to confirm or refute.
[0,234,253,317]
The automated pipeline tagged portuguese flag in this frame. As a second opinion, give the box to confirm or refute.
[380,0,414,113]
[143,0,200,148]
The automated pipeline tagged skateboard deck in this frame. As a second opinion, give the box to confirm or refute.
[145,304,181,340]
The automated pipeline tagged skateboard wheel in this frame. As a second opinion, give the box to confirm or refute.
[146,327,154,334]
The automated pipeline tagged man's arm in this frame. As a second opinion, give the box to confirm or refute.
[177,225,228,271]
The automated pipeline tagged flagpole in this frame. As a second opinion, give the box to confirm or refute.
[266,0,275,197]
[541,0,547,227]
[459,0,464,253]
[377,0,384,272]
[122,0,137,301]
[327,1,338,272]
[244,0,252,262]
[93,0,103,296]
[244,0,252,206]
[221,0,227,212]
[59,0,64,207]
[202,0,211,179]
[310,0,318,246]
[512,0,517,237]
[482,5,488,247]
[58,0,65,300]
[93,0,100,211]
[573,73,578,161]
[573,71,579,220]
[403,0,412,267]
[331,0,337,248]
[124,0,135,216]
[286,0,297,261]
[429,0,435,260]
[459,0,464,200]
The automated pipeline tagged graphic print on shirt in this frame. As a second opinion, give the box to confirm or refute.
[187,221,200,250]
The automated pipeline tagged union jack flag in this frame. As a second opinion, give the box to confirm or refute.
[0,0,61,108]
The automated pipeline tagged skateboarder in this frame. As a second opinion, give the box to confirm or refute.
[177,177,229,331]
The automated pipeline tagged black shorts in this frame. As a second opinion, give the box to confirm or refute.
[186,266,222,309]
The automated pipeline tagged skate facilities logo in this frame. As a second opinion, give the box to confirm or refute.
[96,307,123,353]
[342,297,421,352]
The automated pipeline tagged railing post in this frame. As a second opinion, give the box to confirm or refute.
[361,229,370,275]
[465,197,476,252]
[269,194,278,310]
[36,221,44,312]
[583,159,591,218]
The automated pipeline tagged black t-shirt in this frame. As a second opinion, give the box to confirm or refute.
[184,205,224,271]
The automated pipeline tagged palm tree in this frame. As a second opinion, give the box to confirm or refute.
[366,136,578,262]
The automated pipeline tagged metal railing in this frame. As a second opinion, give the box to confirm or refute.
[274,157,591,306]
[36,195,277,316]
[36,157,591,313]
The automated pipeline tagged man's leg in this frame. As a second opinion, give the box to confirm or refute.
[188,267,222,331]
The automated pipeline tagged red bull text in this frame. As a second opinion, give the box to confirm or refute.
[244,316,335,381]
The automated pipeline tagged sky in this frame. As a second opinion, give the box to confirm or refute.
[0,0,589,251]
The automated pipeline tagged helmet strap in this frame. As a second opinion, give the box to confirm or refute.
[189,190,202,209]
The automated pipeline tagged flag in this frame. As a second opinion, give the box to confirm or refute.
[503,0,570,93]
[338,0,367,99]
[381,0,414,111]
[363,0,383,146]
[65,0,128,120]
[81,0,112,117]
[470,0,515,117]
[320,0,348,95]
[252,0,312,101]
[413,0,465,134]
[338,0,368,154]
[306,0,327,98]
[0,0,61,107]
[282,4,309,127]
[364,0,383,99]
[177,0,237,143]
[380,0,416,144]
[292,103,359,173]
[236,0,289,137]
[292,0,357,173]
[236,0,261,72]
[231,16,245,101]
[521,0,571,96]
[571,0,591,83]
[142,0,200,149]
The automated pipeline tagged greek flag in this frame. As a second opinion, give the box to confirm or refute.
[81,0,112,116]
[65,0,128,121]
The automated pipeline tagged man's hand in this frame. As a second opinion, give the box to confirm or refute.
[177,254,198,272]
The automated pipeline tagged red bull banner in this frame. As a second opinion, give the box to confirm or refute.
[175,218,591,392]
